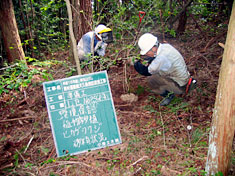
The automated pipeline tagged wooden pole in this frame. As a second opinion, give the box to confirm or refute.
[205,2,235,175]
[65,0,82,75]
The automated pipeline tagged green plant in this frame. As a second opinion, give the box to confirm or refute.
[24,162,34,170]
[0,58,63,94]
[144,105,157,113]
[80,54,114,72]
[107,158,120,171]
[215,172,224,176]
[40,158,56,166]
[13,152,19,168]
[136,85,145,95]
[166,97,190,113]
[191,128,204,144]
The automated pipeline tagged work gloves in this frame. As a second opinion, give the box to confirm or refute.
[134,57,155,76]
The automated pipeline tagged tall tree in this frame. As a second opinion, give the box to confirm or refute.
[205,1,235,175]
[0,0,25,63]
[71,0,92,43]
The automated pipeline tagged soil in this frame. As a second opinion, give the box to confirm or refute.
[0,28,234,175]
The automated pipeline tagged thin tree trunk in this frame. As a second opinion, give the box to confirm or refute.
[0,0,25,63]
[19,0,35,57]
[205,2,235,175]
[65,0,81,75]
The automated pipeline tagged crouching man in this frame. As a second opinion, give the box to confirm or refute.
[134,33,196,106]
[77,24,113,61]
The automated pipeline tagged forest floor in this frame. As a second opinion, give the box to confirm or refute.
[0,25,234,176]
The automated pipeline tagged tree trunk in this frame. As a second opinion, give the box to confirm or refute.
[176,10,187,34]
[18,0,35,58]
[77,0,92,41]
[71,0,92,43]
[168,0,193,29]
[205,2,235,175]
[65,0,81,75]
[0,0,25,63]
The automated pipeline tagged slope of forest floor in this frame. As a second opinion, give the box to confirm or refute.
[0,26,234,175]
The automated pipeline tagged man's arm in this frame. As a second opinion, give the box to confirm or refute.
[134,61,152,76]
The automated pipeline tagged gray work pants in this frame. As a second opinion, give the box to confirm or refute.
[147,74,185,95]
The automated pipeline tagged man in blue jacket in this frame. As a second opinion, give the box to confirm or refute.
[134,33,196,106]
[77,24,113,61]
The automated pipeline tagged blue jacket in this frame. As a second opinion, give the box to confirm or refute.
[77,31,107,61]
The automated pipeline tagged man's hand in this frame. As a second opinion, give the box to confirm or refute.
[134,61,151,76]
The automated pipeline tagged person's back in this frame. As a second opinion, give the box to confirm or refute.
[155,43,190,86]
[77,31,98,61]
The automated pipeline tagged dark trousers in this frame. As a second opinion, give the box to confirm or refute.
[147,74,185,95]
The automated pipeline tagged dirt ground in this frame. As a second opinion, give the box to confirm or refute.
[0,28,234,175]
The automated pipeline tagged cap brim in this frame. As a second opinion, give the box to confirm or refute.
[99,28,112,34]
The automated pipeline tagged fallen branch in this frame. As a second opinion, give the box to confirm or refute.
[218,42,225,49]
[128,156,149,168]
[0,63,17,71]
[201,31,227,52]
[47,146,55,160]
[24,135,34,153]
[0,116,34,123]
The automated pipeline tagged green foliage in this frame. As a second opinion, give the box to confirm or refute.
[192,128,204,144]
[13,152,19,168]
[0,58,62,95]
[80,54,115,72]
[40,158,56,166]
[136,85,145,95]
[166,97,190,113]
[14,0,68,58]
[214,171,224,176]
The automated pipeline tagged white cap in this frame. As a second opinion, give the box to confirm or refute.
[138,33,158,55]
[95,24,112,39]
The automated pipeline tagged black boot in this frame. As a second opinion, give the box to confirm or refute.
[160,91,175,106]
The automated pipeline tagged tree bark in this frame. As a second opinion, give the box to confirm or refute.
[0,0,25,63]
[77,0,92,41]
[71,0,92,43]
[205,2,235,175]
[176,10,187,34]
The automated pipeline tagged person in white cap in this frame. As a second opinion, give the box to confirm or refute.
[134,33,196,106]
[77,24,113,61]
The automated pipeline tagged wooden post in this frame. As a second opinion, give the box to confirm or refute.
[65,0,82,75]
[205,2,235,175]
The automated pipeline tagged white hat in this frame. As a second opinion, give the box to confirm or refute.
[138,33,158,55]
[95,24,112,39]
